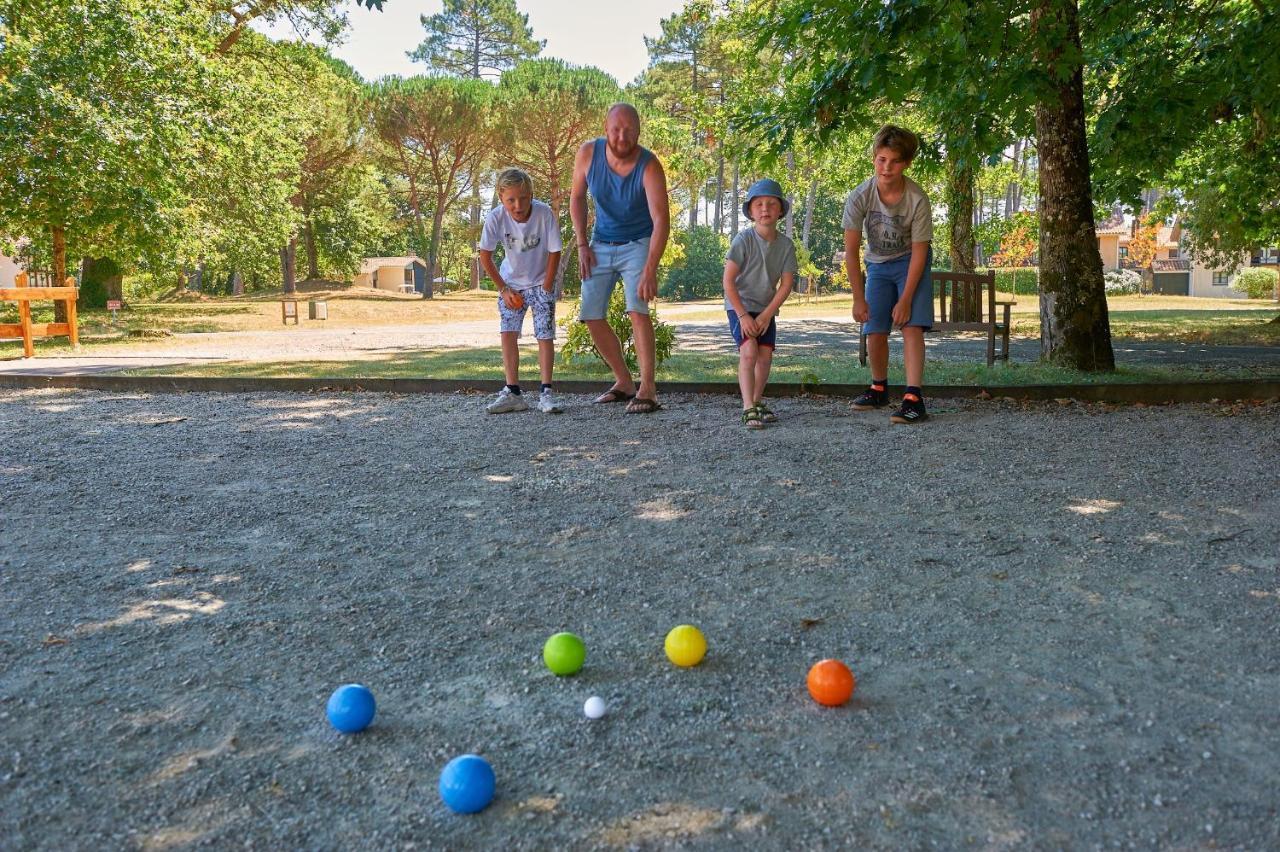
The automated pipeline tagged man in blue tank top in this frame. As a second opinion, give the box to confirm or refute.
[569,103,670,413]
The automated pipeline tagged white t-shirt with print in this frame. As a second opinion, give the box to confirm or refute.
[479,201,563,291]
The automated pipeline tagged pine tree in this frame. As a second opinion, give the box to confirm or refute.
[409,0,543,79]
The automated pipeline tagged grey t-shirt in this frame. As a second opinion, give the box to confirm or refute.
[841,176,933,263]
[723,228,798,314]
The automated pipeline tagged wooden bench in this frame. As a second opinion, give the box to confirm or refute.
[858,269,1015,367]
[0,271,79,357]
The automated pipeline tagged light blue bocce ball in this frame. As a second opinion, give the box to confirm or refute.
[439,754,496,814]
[326,684,376,733]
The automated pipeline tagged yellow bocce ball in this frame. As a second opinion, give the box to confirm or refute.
[664,624,707,667]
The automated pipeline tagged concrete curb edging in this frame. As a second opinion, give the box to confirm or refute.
[1,373,1278,404]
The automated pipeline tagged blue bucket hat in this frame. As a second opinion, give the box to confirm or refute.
[742,178,789,221]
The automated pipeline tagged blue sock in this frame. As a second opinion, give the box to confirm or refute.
[506,384,522,395]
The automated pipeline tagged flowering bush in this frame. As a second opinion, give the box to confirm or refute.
[1103,268,1142,295]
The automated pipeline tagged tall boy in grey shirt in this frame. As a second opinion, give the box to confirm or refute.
[723,178,798,428]
[844,124,934,424]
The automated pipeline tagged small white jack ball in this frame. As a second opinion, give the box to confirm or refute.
[583,696,607,719]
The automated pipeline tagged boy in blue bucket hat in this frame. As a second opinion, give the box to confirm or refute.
[723,178,798,428]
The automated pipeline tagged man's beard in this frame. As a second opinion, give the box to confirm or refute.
[607,139,636,159]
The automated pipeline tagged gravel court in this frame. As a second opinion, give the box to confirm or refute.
[1,388,1278,849]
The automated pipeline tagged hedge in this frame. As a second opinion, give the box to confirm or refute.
[1232,268,1279,300]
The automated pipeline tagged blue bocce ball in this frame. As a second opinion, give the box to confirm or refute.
[326,684,376,733]
[439,754,496,814]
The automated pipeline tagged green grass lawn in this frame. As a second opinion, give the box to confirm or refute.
[122,347,1277,386]
[673,293,1280,345]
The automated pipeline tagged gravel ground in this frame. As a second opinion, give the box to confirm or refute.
[1,388,1278,850]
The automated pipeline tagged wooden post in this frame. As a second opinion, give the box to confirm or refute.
[64,275,79,348]
[15,271,33,356]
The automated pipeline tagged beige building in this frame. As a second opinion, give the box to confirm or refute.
[1096,215,1130,271]
[1095,216,1247,298]
[0,250,20,287]
[353,256,432,296]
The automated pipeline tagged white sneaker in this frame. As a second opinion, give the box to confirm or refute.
[486,387,528,414]
[537,389,563,414]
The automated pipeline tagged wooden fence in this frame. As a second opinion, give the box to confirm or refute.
[0,271,80,357]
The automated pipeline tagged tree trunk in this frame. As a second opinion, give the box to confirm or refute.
[946,157,977,275]
[713,151,725,233]
[945,155,980,320]
[231,271,244,296]
[471,188,482,290]
[406,176,427,260]
[426,208,445,300]
[784,151,796,238]
[50,224,68,323]
[304,220,320,281]
[688,182,698,229]
[1033,0,1114,370]
[280,239,297,295]
[801,179,817,250]
[1004,139,1023,217]
[730,160,740,237]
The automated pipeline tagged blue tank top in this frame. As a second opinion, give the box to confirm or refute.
[587,138,654,243]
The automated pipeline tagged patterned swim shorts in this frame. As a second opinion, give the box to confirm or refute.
[498,286,556,339]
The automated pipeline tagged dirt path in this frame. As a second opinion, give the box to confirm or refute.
[2,388,1277,849]
[4,313,1280,376]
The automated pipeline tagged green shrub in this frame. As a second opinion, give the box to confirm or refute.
[78,277,107,308]
[124,272,172,300]
[74,258,123,308]
[983,266,1039,295]
[660,225,727,300]
[559,286,675,371]
[1232,267,1279,300]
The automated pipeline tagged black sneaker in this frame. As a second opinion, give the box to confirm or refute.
[890,393,928,424]
[850,386,889,410]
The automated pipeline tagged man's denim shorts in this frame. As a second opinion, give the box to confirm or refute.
[863,248,934,334]
[580,238,651,320]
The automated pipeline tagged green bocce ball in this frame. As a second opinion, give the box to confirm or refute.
[542,632,586,676]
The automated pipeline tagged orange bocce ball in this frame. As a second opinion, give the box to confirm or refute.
[807,659,856,706]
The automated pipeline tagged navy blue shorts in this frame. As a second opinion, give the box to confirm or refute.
[727,310,777,349]
[863,248,934,334]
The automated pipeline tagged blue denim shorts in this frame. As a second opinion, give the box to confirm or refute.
[580,238,651,320]
[727,310,778,348]
[863,248,934,334]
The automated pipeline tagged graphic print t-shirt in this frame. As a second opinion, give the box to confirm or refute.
[479,200,563,290]
[841,176,933,263]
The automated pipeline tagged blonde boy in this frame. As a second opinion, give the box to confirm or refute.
[478,168,563,414]
[844,124,934,423]
[723,178,797,428]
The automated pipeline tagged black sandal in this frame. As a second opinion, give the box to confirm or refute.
[593,387,635,404]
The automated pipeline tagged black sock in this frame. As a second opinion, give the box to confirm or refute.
[871,379,888,391]
[506,384,522,395]
[540,383,552,393]
[905,385,922,399]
